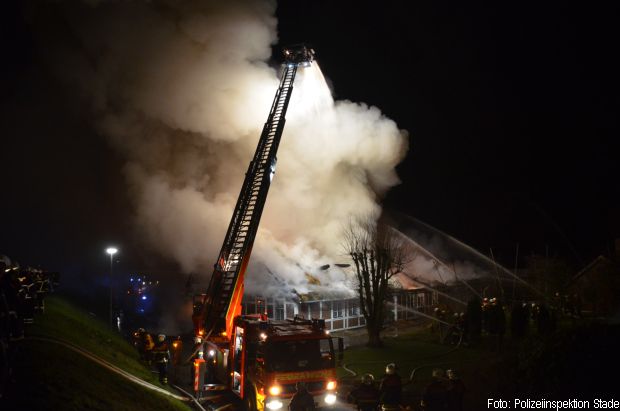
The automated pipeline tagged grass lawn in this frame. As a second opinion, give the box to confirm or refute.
[338,317,620,410]
[338,326,503,410]
[2,295,191,411]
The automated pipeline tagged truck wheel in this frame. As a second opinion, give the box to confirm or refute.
[244,388,256,411]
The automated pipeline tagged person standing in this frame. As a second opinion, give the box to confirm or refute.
[446,369,465,411]
[289,382,315,411]
[379,363,402,409]
[348,373,380,411]
[421,368,448,411]
[152,334,170,384]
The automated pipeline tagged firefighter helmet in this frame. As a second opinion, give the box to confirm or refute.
[385,363,397,375]
[432,368,445,379]
[157,334,166,342]
[362,373,375,385]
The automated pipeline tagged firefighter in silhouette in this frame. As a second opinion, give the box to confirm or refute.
[289,381,315,411]
[446,369,465,411]
[348,373,380,411]
[421,368,448,411]
[510,303,528,340]
[135,328,154,362]
[152,334,171,384]
[379,363,402,409]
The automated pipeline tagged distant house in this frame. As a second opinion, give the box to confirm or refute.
[242,287,437,332]
[567,255,620,315]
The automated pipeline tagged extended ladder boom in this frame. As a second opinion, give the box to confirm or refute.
[193,45,315,340]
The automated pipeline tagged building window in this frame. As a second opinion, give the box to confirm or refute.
[348,304,359,316]
[407,293,415,309]
[275,303,284,320]
[332,301,344,318]
[416,293,425,308]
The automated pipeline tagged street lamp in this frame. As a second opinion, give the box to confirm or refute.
[106,247,118,329]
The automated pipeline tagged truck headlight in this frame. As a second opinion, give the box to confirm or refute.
[268,386,282,396]
[324,394,337,405]
[266,400,283,410]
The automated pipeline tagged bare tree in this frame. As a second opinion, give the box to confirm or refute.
[343,216,410,347]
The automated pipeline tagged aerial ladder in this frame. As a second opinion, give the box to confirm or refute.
[192,45,314,342]
[191,46,343,411]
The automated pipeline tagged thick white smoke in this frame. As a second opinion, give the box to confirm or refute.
[33,0,407,295]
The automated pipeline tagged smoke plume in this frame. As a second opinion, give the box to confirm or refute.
[31,0,408,295]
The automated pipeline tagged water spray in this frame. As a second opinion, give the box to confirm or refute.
[398,215,545,297]
[387,302,453,326]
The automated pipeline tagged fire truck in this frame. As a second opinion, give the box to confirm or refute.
[192,45,343,411]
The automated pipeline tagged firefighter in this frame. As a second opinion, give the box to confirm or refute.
[465,297,482,343]
[446,369,465,411]
[573,293,583,318]
[446,313,463,345]
[482,298,492,334]
[510,303,528,340]
[138,329,155,363]
[0,267,24,341]
[289,381,315,411]
[420,368,448,411]
[437,309,449,343]
[134,328,146,360]
[536,303,551,336]
[152,334,170,384]
[348,373,380,411]
[379,363,402,410]
[431,307,440,334]
[489,299,506,351]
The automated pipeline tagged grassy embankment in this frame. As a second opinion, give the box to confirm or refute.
[3,294,191,411]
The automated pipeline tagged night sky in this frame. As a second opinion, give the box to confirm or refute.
[1,1,618,279]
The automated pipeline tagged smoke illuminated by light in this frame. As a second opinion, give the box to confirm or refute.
[33,0,408,296]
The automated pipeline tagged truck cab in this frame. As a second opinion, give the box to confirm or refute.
[229,316,341,411]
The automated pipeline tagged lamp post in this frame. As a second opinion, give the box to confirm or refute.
[106,247,118,329]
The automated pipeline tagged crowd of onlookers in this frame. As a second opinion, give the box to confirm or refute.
[0,255,59,398]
